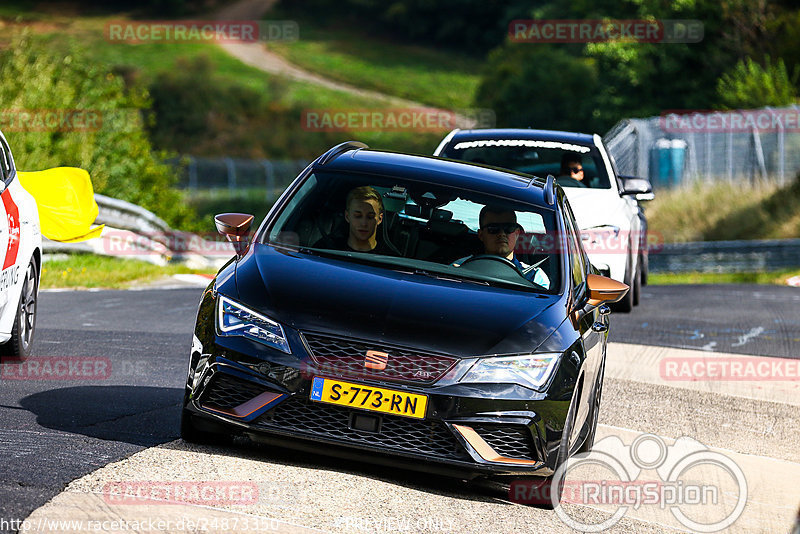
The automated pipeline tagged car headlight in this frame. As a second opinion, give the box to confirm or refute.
[216,295,290,354]
[582,225,620,241]
[460,353,561,391]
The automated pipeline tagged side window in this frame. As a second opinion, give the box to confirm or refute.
[0,139,8,182]
[562,204,586,291]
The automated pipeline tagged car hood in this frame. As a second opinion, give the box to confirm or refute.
[231,244,568,358]
[561,188,627,230]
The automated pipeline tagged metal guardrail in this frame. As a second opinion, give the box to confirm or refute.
[42,195,233,269]
[650,239,800,273]
[42,195,800,275]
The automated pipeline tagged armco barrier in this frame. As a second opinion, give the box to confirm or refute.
[42,195,233,269]
[42,195,800,275]
[650,238,800,273]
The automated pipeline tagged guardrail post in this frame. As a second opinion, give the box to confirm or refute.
[225,157,236,193]
[188,156,197,191]
[261,159,275,201]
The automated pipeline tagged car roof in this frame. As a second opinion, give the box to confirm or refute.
[447,128,596,146]
[320,147,554,208]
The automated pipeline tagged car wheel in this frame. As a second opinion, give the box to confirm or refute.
[513,391,578,509]
[578,360,604,454]
[632,262,641,306]
[640,251,649,286]
[0,259,38,360]
[611,254,634,313]
[180,390,234,445]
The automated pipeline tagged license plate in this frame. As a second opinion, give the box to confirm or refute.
[309,377,428,419]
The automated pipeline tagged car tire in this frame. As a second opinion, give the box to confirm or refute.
[0,259,38,360]
[578,360,604,454]
[180,390,234,446]
[611,254,634,313]
[513,391,578,509]
[632,262,641,307]
[640,251,649,286]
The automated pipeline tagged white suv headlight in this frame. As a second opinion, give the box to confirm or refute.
[460,353,561,391]
[216,295,290,354]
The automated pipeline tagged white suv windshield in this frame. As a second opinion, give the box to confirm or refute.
[442,139,611,190]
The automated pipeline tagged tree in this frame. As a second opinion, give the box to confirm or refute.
[475,46,603,132]
[716,56,798,109]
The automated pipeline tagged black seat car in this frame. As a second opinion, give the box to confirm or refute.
[181,142,628,505]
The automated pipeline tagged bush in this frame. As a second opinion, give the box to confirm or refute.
[146,55,348,160]
[474,45,604,132]
[0,33,195,229]
[716,56,798,109]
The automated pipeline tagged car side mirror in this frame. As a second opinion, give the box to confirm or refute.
[586,274,629,307]
[620,176,654,201]
[215,213,254,258]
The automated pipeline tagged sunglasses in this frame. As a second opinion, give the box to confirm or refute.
[569,166,584,174]
[482,223,521,234]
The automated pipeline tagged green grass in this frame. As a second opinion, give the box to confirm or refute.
[41,254,216,289]
[182,188,275,234]
[648,269,800,286]
[265,15,482,110]
[29,19,445,154]
[646,177,800,243]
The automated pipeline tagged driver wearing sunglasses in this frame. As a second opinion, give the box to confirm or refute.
[557,153,587,188]
[454,206,549,288]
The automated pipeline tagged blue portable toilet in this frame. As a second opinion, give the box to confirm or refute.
[650,138,687,188]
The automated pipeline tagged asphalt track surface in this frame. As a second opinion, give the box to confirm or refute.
[0,284,798,532]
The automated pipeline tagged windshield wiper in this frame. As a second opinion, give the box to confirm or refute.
[410,268,490,286]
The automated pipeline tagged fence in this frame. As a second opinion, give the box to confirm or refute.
[166,156,309,192]
[604,105,800,189]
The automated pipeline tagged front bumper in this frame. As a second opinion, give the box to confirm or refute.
[186,331,573,479]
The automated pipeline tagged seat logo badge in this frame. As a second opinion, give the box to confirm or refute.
[365,350,389,371]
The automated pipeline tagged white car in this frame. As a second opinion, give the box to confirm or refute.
[434,128,653,311]
[0,129,41,358]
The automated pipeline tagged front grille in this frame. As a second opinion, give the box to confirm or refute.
[472,424,537,461]
[254,396,468,461]
[200,372,266,410]
[302,332,457,384]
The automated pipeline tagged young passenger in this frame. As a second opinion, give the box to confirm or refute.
[317,186,394,254]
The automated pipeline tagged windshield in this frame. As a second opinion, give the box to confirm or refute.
[441,138,611,190]
[263,170,563,294]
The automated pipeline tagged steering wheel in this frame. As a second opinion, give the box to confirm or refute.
[459,254,519,271]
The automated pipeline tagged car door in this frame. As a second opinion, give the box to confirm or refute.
[0,140,11,317]
[563,198,604,448]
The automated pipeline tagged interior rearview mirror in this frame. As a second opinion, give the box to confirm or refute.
[215,213,254,258]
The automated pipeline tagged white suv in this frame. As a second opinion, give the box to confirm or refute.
[434,128,653,311]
